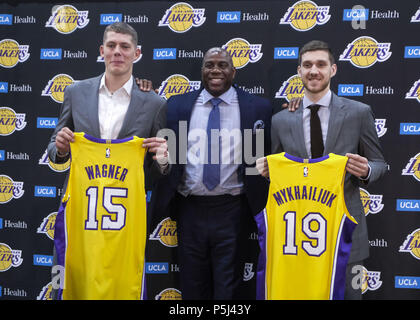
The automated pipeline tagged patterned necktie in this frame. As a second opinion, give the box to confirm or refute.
[203,98,222,190]
[309,104,324,158]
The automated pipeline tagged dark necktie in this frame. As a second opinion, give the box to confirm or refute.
[309,104,324,158]
[203,98,222,190]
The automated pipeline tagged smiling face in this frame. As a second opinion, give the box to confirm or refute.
[298,49,337,99]
[100,31,140,79]
[201,48,236,97]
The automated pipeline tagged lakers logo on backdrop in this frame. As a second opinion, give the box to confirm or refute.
[45,5,89,34]
[37,212,57,240]
[405,79,420,103]
[149,217,178,247]
[339,36,392,68]
[155,288,182,300]
[39,149,70,172]
[275,74,305,102]
[402,152,420,182]
[0,175,24,204]
[0,107,27,136]
[159,2,206,33]
[361,267,382,294]
[280,0,330,31]
[0,39,30,68]
[42,74,75,103]
[222,38,263,69]
[360,188,384,216]
[375,119,387,137]
[399,228,420,260]
[37,282,53,300]
[158,74,200,100]
[0,243,23,272]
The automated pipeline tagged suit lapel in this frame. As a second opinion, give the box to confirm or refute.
[292,101,309,158]
[236,87,254,131]
[177,89,202,132]
[88,74,102,138]
[324,93,346,154]
[118,81,144,139]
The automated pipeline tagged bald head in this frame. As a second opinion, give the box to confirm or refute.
[203,47,234,68]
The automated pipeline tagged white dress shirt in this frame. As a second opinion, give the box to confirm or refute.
[302,90,331,158]
[98,75,133,139]
[178,87,244,196]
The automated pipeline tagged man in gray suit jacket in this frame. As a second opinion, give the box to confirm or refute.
[257,40,387,299]
[48,22,168,179]
[47,22,168,299]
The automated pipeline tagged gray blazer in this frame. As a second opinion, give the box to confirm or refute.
[47,74,167,180]
[271,92,387,262]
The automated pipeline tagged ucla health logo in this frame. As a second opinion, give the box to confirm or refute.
[280,0,330,31]
[411,7,420,22]
[153,48,176,60]
[37,212,57,240]
[45,5,89,34]
[361,267,382,294]
[343,8,369,21]
[159,2,205,33]
[375,119,387,137]
[399,228,420,260]
[42,74,75,103]
[158,74,200,100]
[404,46,420,58]
[40,48,62,60]
[149,217,178,247]
[145,262,169,274]
[39,149,70,172]
[0,82,8,93]
[400,123,420,135]
[405,79,420,103]
[222,38,263,69]
[0,243,23,272]
[34,186,56,198]
[360,188,384,216]
[275,74,304,102]
[0,14,13,25]
[100,14,122,25]
[402,153,420,182]
[0,107,26,136]
[397,199,420,212]
[274,47,298,59]
[0,39,30,68]
[37,117,58,129]
[217,11,241,23]
[338,84,363,97]
[339,36,392,68]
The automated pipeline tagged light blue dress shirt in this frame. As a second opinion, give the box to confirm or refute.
[177,87,244,196]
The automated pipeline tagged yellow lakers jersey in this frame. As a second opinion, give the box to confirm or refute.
[254,152,357,300]
[54,132,147,300]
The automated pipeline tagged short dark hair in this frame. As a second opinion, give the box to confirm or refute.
[103,22,138,46]
[298,40,335,65]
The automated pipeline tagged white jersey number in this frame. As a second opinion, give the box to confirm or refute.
[85,186,127,230]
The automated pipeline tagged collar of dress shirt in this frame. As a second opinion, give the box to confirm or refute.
[303,90,332,110]
[99,74,133,97]
[201,86,235,106]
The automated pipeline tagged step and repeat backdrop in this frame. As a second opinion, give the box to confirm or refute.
[0,0,419,300]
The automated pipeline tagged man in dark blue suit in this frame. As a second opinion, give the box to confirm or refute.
[150,47,272,299]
